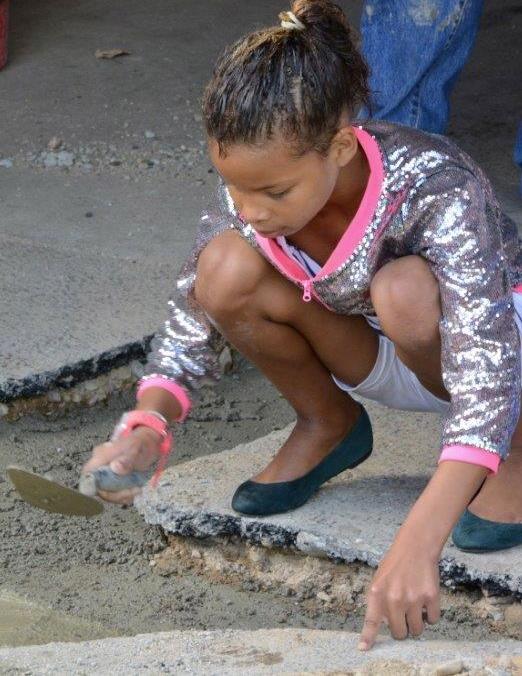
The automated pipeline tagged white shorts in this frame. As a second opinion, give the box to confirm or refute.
[332,293,522,414]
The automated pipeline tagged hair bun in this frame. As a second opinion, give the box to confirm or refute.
[290,0,349,36]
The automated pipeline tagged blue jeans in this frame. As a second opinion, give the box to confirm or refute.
[515,124,522,172]
[360,0,521,180]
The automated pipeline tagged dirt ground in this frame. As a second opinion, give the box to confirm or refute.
[0,362,511,648]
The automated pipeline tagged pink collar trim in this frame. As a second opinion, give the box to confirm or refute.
[255,126,384,281]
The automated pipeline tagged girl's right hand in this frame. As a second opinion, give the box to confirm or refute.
[82,426,164,505]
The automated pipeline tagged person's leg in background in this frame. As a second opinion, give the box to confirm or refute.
[360,0,484,133]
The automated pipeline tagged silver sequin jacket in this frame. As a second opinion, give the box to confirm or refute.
[144,121,522,461]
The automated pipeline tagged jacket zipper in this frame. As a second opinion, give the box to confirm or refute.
[254,236,328,306]
[302,279,313,302]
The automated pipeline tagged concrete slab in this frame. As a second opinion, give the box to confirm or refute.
[1,0,520,401]
[0,0,290,400]
[0,628,520,675]
[0,169,201,400]
[136,404,522,597]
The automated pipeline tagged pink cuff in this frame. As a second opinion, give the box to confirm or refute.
[439,445,501,474]
[513,284,522,293]
[137,375,192,422]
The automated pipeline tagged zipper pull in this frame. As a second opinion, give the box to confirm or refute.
[302,279,312,302]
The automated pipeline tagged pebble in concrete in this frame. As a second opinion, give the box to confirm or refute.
[41,150,76,168]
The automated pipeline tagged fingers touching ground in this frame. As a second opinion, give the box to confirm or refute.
[359,584,440,650]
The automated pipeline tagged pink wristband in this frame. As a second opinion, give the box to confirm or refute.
[137,375,192,422]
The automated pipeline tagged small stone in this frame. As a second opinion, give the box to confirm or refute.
[85,211,94,218]
[190,548,202,559]
[247,546,266,564]
[42,152,58,167]
[56,150,75,167]
[487,595,514,606]
[149,559,157,567]
[0,158,13,168]
[145,130,156,139]
[504,603,522,630]
[47,136,63,151]
[432,660,464,676]
[0,404,9,417]
[218,346,233,373]
[316,591,331,603]
[47,390,62,403]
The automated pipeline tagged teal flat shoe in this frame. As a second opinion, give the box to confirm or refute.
[452,508,522,553]
[231,405,373,516]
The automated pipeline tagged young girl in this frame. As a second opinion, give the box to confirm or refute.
[84,0,522,649]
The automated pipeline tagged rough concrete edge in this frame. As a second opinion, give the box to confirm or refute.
[136,500,522,599]
[0,334,153,402]
[0,629,521,673]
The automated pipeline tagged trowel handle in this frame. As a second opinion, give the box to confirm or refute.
[79,465,150,496]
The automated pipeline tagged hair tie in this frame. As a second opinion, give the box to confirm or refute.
[279,11,305,31]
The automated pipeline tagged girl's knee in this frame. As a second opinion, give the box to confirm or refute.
[371,256,439,312]
[371,256,441,343]
[195,230,269,317]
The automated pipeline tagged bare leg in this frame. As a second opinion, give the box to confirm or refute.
[371,255,522,522]
[371,256,449,401]
[466,406,522,522]
[196,231,379,483]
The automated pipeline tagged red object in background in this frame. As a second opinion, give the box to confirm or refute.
[0,0,9,71]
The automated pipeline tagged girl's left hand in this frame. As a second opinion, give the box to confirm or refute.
[358,540,441,650]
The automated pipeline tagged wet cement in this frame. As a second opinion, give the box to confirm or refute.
[0,364,310,647]
[0,363,513,648]
[0,592,112,648]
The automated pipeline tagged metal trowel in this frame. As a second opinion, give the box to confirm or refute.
[6,465,150,517]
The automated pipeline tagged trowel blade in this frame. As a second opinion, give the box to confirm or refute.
[7,466,104,517]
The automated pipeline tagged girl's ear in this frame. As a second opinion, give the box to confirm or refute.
[330,125,358,167]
